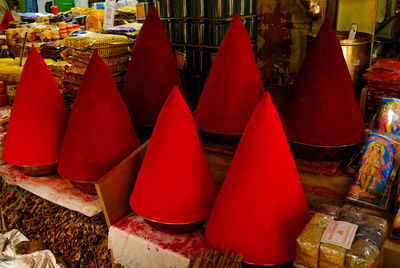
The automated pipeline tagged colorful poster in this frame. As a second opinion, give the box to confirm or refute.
[347,133,397,209]
[376,98,400,137]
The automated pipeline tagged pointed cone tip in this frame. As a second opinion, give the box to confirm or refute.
[146,4,159,20]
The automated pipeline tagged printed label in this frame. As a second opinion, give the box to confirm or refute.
[320,221,358,249]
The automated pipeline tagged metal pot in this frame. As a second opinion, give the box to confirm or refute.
[144,218,206,234]
[307,31,372,96]
[372,37,400,64]
[16,163,58,177]
[70,180,97,195]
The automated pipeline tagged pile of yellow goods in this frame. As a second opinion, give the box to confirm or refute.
[0,58,56,105]
[114,7,137,25]
[60,31,134,109]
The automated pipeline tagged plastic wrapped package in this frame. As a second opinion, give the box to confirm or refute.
[86,11,104,32]
[0,105,12,125]
[319,242,346,268]
[104,26,139,39]
[71,53,130,68]
[66,63,128,76]
[61,31,133,50]
[295,213,334,268]
[340,209,364,225]
[362,214,388,235]
[70,46,131,59]
[345,238,381,268]
[294,206,387,268]
[317,204,343,219]
[355,226,384,247]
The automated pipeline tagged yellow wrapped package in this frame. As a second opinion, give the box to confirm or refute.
[86,11,104,32]
[345,238,381,268]
[294,206,387,268]
[71,53,129,68]
[319,243,346,268]
[71,46,131,58]
[66,63,128,75]
[295,213,334,268]
[62,31,133,50]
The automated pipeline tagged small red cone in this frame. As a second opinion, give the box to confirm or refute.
[122,5,183,127]
[3,47,69,166]
[279,20,365,147]
[206,92,311,265]
[1,11,14,30]
[194,14,264,135]
[130,87,218,224]
[58,51,140,182]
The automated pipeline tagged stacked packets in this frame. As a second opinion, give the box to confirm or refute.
[60,31,133,109]
[363,59,400,121]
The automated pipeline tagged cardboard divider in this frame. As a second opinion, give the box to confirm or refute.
[95,141,149,227]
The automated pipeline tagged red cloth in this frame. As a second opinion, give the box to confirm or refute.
[130,87,218,224]
[206,92,310,265]
[58,51,140,182]
[121,5,183,126]
[279,20,365,146]
[1,11,14,30]
[2,47,69,166]
[194,14,264,135]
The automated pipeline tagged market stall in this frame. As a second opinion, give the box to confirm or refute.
[0,0,400,267]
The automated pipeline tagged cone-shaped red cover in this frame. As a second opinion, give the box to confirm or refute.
[206,92,311,265]
[130,87,218,224]
[279,20,365,147]
[2,47,68,166]
[121,5,183,126]
[194,14,264,135]
[58,51,140,182]
[1,11,14,29]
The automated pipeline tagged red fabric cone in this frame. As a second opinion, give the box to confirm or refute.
[58,51,140,182]
[121,5,183,126]
[1,11,14,29]
[2,47,69,166]
[279,20,365,146]
[130,87,218,224]
[194,14,264,135]
[205,92,311,265]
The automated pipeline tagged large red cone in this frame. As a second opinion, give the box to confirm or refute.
[194,14,264,135]
[1,11,14,29]
[58,51,140,182]
[121,5,183,126]
[206,92,311,265]
[279,20,365,147]
[130,87,218,224]
[2,47,69,166]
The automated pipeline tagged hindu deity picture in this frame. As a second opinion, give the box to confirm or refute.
[347,133,397,209]
[376,98,400,137]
